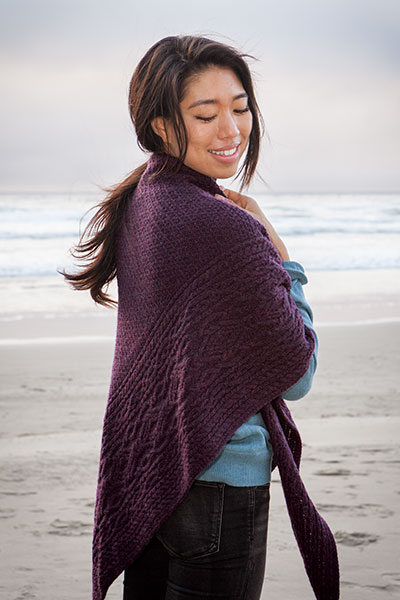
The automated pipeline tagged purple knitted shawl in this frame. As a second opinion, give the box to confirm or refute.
[92,152,340,599]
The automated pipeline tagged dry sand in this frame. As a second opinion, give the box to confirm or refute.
[0,270,399,599]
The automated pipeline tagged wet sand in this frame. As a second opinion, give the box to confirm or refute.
[0,271,399,599]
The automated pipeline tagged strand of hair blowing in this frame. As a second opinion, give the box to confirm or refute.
[61,35,264,306]
[61,162,148,307]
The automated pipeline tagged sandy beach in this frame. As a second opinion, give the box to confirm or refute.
[1,269,399,599]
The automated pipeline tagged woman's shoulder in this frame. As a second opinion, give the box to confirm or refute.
[129,166,285,288]
[160,176,271,249]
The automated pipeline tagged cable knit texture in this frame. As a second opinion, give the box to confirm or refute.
[92,152,340,600]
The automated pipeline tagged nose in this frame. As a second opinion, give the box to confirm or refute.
[218,111,240,139]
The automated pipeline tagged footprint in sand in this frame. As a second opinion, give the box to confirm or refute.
[0,490,37,496]
[334,530,380,546]
[48,518,92,536]
[382,572,400,588]
[314,468,352,476]
[0,506,16,518]
[317,503,394,518]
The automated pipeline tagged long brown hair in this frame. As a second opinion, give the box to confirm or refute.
[61,35,265,306]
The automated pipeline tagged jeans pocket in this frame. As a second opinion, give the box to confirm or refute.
[155,480,225,559]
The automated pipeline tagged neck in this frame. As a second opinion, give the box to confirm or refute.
[147,152,222,196]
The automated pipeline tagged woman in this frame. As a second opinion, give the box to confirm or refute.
[63,35,339,600]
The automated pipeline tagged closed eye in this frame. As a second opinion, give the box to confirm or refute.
[195,115,216,122]
[235,107,250,114]
[195,107,250,122]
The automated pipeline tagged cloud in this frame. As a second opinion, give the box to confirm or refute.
[0,0,399,191]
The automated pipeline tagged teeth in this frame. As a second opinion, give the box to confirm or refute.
[209,146,238,156]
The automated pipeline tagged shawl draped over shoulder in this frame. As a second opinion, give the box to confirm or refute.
[92,152,340,599]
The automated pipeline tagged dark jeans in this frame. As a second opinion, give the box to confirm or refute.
[123,480,270,600]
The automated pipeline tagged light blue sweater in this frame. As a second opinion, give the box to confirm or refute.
[196,260,318,486]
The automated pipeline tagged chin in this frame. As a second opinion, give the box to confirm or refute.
[216,168,238,179]
[211,164,239,180]
[186,155,240,180]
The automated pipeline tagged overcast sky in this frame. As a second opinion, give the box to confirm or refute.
[1,0,399,192]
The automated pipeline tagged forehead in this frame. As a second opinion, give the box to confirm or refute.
[182,66,245,104]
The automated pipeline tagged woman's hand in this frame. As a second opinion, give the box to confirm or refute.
[215,187,290,261]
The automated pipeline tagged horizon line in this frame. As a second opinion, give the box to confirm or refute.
[0,187,399,196]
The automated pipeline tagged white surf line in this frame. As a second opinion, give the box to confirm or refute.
[0,335,114,346]
[315,317,400,327]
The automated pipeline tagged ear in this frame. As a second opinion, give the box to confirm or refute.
[151,116,168,143]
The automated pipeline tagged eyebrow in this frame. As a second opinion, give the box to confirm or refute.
[188,92,248,110]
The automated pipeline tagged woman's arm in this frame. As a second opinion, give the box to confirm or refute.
[215,187,290,261]
[281,260,318,400]
[215,189,318,400]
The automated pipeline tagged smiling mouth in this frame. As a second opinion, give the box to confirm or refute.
[208,145,239,157]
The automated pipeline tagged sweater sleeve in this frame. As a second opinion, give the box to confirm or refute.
[280,260,318,400]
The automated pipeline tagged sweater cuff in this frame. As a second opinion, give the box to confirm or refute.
[281,260,308,285]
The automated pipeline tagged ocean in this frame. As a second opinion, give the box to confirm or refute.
[0,191,399,279]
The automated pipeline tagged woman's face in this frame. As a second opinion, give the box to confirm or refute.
[154,66,253,179]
